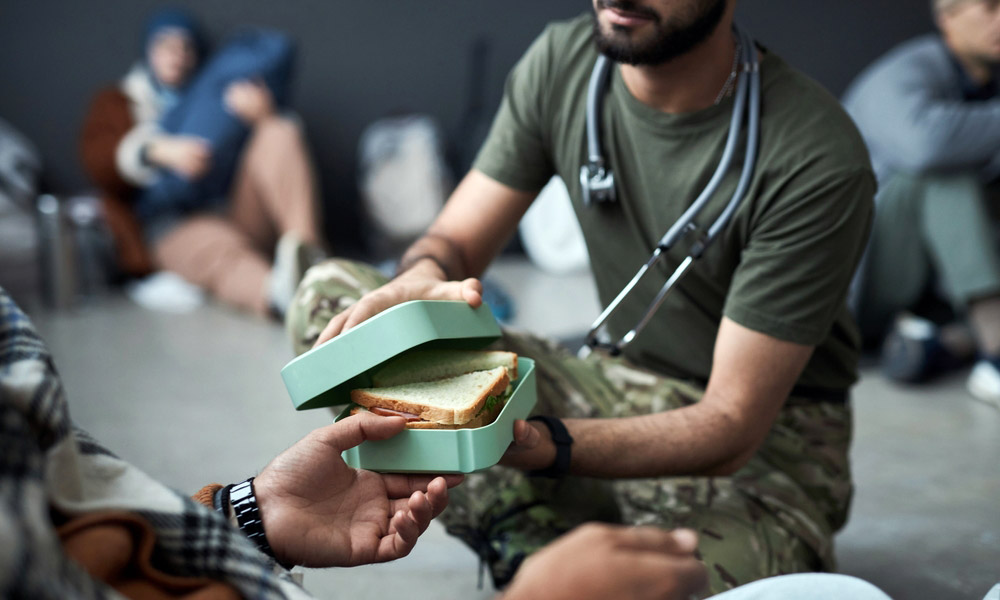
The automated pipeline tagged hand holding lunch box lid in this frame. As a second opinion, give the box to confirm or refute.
[280,300,537,473]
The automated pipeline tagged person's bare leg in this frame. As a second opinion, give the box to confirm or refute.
[230,115,322,249]
[938,320,978,359]
[154,216,271,316]
[969,296,1000,356]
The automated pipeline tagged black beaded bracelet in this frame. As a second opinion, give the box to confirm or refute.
[395,253,452,280]
[527,415,574,478]
[230,478,280,562]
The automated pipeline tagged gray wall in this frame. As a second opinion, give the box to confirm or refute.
[0,1,933,252]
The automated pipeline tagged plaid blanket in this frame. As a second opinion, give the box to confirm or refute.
[0,288,310,599]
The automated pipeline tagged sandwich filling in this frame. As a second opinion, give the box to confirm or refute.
[369,406,422,421]
[349,350,519,430]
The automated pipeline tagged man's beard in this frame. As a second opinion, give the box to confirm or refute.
[592,0,727,65]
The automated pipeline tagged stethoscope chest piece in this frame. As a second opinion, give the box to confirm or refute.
[580,159,616,206]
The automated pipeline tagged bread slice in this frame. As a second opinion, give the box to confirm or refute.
[350,395,507,429]
[372,349,518,388]
[351,366,510,425]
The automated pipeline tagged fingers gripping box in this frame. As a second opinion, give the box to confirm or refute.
[281,300,537,473]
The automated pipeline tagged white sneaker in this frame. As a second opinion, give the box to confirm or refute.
[966,360,1000,409]
[269,233,325,318]
[126,271,205,313]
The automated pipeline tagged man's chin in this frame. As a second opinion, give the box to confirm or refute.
[595,26,658,58]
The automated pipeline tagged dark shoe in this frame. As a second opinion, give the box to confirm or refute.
[880,315,965,383]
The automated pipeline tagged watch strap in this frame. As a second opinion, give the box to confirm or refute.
[527,415,574,478]
[230,478,279,561]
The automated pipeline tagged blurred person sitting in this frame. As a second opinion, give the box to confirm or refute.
[844,0,1000,406]
[80,8,323,318]
[0,283,893,600]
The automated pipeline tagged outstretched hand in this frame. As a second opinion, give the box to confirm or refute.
[504,524,707,600]
[253,412,464,568]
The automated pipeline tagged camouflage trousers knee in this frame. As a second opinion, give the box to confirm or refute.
[287,259,854,597]
[286,258,391,355]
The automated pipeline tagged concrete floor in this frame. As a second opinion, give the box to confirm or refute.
[23,257,1000,600]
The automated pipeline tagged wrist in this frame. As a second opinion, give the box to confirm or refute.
[395,255,450,281]
[527,416,574,478]
[144,137,170,167]
[229,477,292,568]
[249,473,285,558]
[397,233,467,281]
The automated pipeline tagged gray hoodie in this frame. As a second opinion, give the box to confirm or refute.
[843,34,1000,183]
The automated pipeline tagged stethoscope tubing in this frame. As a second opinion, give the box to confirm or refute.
[584,25,761,355]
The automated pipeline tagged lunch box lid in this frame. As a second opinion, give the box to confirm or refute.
[281,300,502,410]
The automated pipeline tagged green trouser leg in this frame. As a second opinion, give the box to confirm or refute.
[287,260,850,597]
[859,171,1000,339]
[439,331,839,596]
[921,174,1000,303]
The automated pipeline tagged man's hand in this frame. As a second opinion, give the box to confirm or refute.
[224,79,275,124]
[312,170,536,348]
[146,135,212,179]
[314,261,483,347]
[503,524,707,600]
[499,419,557,472]
[253,412,464,568]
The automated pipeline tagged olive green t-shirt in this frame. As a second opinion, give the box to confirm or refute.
[475,15,875,391]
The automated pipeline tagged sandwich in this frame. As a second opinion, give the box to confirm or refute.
[349,349,518,429]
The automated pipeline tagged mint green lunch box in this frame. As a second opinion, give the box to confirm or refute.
[280,300,537,473]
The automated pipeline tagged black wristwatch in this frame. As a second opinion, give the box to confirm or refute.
[527,415,574,478]
[229,478,279,561]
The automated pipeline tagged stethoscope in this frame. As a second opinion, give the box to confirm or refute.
[581,25,762,356]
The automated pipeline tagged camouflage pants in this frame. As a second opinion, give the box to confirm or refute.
[288,259,854,597]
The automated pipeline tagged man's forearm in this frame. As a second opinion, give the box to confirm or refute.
[513,319,807,479]
[562,396,758,479]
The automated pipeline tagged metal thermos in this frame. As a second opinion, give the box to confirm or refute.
[36,194,77,309]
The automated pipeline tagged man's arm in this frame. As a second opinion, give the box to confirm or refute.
[846,45,1000,173]
[504,317,813,478]
[316,170,536,344]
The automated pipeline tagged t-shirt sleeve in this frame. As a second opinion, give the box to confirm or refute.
[723,168,875,345]
[472,25,557,192]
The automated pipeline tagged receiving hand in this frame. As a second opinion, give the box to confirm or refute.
[314,264,483,347]
[224,79,275,124]
[146,135,211,179]
[503,524,708,600]
[253,412,464,568]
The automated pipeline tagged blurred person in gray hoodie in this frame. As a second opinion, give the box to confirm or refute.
[844,0,1000,408]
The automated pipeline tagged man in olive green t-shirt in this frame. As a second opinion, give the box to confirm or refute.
[288,0,874,595]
